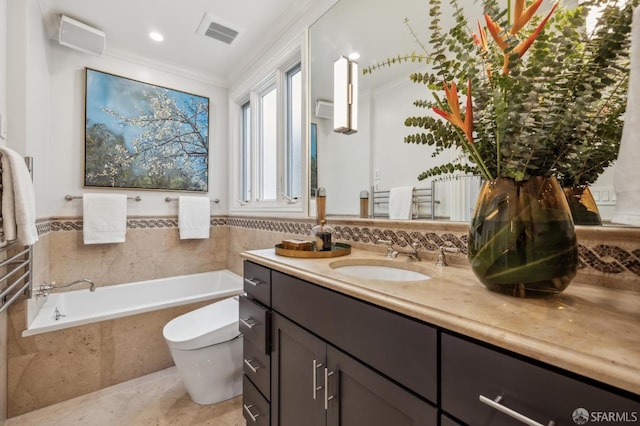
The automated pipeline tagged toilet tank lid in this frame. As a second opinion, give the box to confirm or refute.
[163,297,240,350]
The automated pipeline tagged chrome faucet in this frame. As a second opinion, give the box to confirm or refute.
[377,239,397,258]
[396,242,422,262]
[35,279,96,297]
[376,240,422,262]
[436,246,461,267]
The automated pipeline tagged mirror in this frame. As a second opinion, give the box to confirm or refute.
[308,0,621,223]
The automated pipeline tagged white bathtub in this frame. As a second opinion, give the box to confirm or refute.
[23,270,243,337]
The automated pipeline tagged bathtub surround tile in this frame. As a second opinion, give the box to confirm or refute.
[48,224,227,288]
[7,299,216,417]
[5,367,245,426]
[7,320,102,416]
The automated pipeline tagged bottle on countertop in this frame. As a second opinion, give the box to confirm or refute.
[316,187,326,224]
[312,219,333,251]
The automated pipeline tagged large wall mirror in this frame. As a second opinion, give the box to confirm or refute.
[308,0,625,225]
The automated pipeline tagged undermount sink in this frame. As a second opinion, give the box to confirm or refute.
[330,260,431,282]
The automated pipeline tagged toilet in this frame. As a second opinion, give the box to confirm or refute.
[163,296,243,405]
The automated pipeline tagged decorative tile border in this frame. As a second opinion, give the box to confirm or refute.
[40,216,640,278]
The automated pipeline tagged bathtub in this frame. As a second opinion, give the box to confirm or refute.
[23,270,243,337]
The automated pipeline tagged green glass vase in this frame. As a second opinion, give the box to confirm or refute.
[563,185,602,226]
[468,176,578,297]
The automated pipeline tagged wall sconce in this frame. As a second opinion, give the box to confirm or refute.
[333,56,358,134]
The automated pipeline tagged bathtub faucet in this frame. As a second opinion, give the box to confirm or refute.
[35,279,96,297]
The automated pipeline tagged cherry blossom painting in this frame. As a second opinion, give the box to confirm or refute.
[84,68,209,191]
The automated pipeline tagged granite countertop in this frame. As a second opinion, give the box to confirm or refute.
[241,247,640,396]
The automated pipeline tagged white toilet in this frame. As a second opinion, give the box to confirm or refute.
[163,296,243,405]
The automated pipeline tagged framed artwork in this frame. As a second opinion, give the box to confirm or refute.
[310,122,318,197]
[84,68,209,191]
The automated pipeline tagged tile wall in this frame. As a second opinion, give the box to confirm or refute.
[5,214,640,417]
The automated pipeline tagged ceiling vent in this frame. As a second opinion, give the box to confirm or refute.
[197,13,240,45]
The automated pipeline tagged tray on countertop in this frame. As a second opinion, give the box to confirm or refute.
[275,242,351,258]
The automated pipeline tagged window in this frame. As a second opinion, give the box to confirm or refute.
[261,87,278,201]
[286,64,302,200]
[240,102,251,202]
[234,53,304,211]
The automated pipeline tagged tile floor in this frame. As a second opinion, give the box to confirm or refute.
[5,367,246,426]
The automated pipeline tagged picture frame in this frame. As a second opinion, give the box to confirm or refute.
[84,68,210,191]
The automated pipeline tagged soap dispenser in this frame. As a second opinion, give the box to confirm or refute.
[312,219,333,251]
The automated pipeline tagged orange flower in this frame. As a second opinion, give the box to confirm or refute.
[475,22,492,79]
[475,21,489,52]
[484,1,559,73]
[433,80,474,143]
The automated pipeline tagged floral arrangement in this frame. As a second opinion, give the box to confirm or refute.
[364,0,637,184]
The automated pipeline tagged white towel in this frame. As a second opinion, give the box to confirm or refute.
[613,6,640,226]
[178,196,210,239]
[0,146,38,246]
[83,193,127,244]
[389,186,414,220]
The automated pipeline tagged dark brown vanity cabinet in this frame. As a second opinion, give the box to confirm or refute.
[270,269,438,426]
[441,333,640,425]
[271,312,437,426]
[241,260,639,426]
[241,261,273,425]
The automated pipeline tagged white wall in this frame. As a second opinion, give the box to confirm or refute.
[5,0,229,219]
[45,45,229,219]
[315,92,370,216]
[0,0,6,120]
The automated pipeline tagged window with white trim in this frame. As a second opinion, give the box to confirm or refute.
[233,53,304,212]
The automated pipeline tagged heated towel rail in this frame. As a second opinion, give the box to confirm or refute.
[371,182,439,220]
[0,156,34,313]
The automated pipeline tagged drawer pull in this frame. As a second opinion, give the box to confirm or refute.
[244,358,261,374]
[324,368,335,410]
[240,318,256,329]
[479,395,555,426]
[312,359,323,399]
[243,403,261,422]
[244,278,264,287]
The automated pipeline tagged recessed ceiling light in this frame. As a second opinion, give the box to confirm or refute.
[149,32,164,42]
[348,52,360,61]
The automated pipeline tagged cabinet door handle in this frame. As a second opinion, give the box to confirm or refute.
[312,359,323,399]
[244,278,264,287]
[244,358,261,374]
[243,403,261,422]
[240,318,256,329]
[479,395,555,426]
[324,368,336,410]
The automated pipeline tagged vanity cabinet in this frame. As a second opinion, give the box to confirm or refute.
[241,262,273,424]
[270,269,438,426]
[241,259,640,426]
[271,312,437,426]
[441,333,640,425]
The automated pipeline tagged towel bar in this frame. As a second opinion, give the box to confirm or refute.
[165,197,220,204]
[65,194,142,202]
[371,182,439,219]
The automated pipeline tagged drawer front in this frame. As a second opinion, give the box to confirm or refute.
[239,295,270,353]
[272,270,438,403]
[442,333,640,425]
[243,375,270,426]
[244,261,271,306]
[440,413,463,426]
[244,337,271,401]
